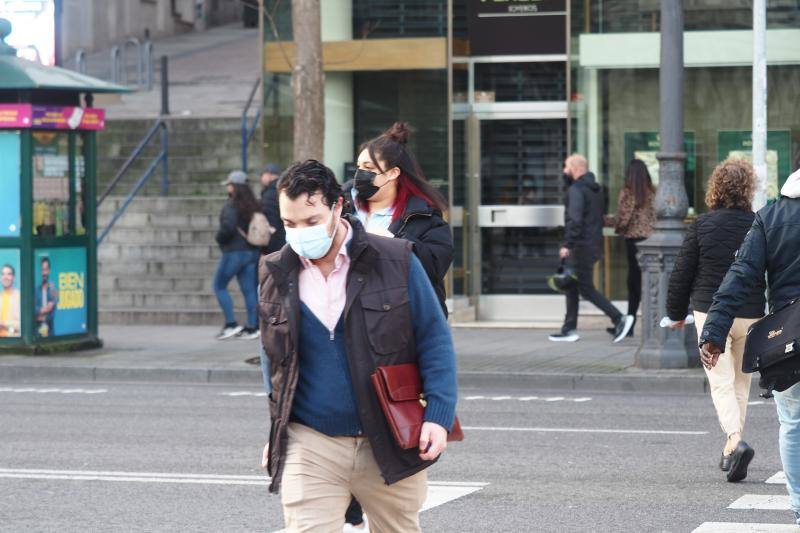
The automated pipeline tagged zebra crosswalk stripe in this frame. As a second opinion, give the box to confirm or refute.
[692,471,795,532]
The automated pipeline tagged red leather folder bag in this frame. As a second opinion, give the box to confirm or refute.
[371,363,464,450]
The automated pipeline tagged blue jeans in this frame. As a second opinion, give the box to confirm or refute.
[259,344,271,394]
[213,250,259,328]
[775,382,800,511]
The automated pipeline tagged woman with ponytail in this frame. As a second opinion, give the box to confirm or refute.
[347,122,453,317]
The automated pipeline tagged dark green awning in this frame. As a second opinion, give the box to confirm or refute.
[0,56,131,93]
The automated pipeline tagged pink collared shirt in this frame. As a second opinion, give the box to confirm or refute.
[298,220,353,335]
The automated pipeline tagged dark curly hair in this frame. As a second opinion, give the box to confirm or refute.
[278,159,342,207]
[705,158,756,211]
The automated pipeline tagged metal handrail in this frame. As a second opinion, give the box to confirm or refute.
[110,46,121,83]
[97,120,169,244]
[241,76,264,172]
[75,49,86,73]
[123,37,143,87]
[143,41,154,91]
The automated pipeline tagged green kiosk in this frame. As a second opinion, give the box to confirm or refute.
[0,19,128,353]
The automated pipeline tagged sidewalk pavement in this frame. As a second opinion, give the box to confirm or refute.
[0,325,708,393]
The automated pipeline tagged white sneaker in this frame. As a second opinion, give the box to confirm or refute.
[548,331,580,342]
[237,328,260,340]
[613,315,635,343]
[343,516,368,532]
[216,325,243,340]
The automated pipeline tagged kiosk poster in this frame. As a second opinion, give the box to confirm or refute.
[0,249,22,338]
[717,131,792,201]
[34,248,87,338]
[0,131,21,236]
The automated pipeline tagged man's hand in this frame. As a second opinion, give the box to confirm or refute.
[559,247,570,260]
[669,320,685,330]
[700,342,723,370]
[419,421,448,461]
[260,443,269,469]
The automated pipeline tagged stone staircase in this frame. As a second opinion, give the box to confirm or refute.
[97,117,263,325]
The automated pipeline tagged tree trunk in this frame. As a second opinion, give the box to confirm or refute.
[291,0,324,162]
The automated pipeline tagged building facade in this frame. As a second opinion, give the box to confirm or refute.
[261,0,800,321]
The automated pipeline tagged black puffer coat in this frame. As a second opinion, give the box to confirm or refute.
[666,208,766,320]
[564,172,605,252]
[343,182,453,317]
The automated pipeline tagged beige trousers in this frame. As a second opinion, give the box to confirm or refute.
[280,422,427,533]
[694,311,759,438]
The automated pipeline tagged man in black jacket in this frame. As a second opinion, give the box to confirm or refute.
[260,163,286,254]
[700,168,800,525]
[550,154,634,343]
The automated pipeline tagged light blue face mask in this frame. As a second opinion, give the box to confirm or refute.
[285,207,339,260]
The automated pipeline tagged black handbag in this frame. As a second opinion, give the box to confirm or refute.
[743,298,800,394]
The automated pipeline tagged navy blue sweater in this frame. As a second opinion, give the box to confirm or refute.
[260,254,457,435]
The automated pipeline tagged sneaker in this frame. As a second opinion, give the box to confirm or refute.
[237,327,260,340]
[216,324,243,340]
[793,510,800,526]
[612,315,635,343]
[549,330,579,342]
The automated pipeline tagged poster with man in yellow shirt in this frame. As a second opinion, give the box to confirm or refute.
[0,256,21,338]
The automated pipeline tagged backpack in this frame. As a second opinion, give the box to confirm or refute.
[743,298,800,395]
[238,212,274,247]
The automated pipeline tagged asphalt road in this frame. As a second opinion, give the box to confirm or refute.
[0,380,792,532]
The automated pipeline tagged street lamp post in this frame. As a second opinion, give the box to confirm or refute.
[635,0,696,369]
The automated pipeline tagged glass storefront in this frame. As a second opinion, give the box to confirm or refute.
[261,0,800,317]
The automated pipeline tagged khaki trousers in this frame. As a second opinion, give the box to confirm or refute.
[694,311,759,438]
[280,423,427,533]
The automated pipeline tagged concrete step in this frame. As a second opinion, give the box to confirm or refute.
[100,141,257,159]
[100,227,218,246]
[100,290,245,309]
[98,243,221,261]
[97,169,250,189]
[98,259,218,277]
[99,196,228,214]
[97,211,217,230]
[104,117,243,133]
[98,275,211,292]
[98,154,245,174]
[98,309,249,326]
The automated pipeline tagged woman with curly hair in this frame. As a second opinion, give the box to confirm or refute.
[666,158,766,482]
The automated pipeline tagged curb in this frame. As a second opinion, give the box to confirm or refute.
[0,364,709,393]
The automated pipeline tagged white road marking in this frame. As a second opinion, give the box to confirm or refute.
[462,426,707,435]
[728,494,791,510]
[269,482,489,533]
[0,468,269,486]
[766,471,786,484]
[693,522,800,532]
[0,387,107,395]
[461,395,592,403]
[220,391,268,397]
[748,401,770,406]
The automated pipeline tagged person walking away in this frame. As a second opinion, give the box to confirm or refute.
[345,121,453,318]
[666,159,765,481]
[214,170,260,340]
[259,160,457,533]
[259,163,286,255]
[700,165,800,524]
[608,159,656,338]
[549,154,634,343]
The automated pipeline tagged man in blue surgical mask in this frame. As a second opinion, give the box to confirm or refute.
[257,159,457,533]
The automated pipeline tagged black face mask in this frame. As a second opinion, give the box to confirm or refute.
[354,168,382,200]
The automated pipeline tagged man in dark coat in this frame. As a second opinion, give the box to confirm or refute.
[550,154,634,344]
[260,163,286,255]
